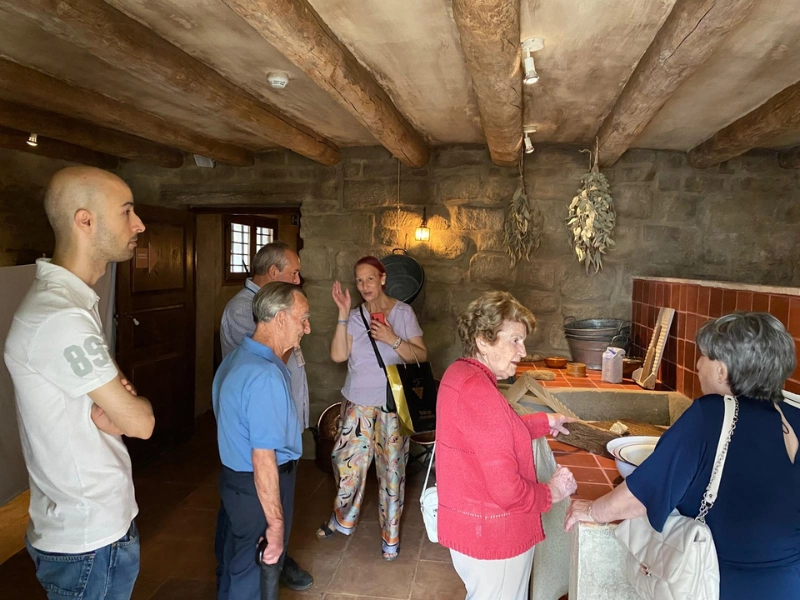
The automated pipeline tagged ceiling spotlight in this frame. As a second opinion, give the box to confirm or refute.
[27,133,38,147]
[523,126,536,154]
[521,38,544,85]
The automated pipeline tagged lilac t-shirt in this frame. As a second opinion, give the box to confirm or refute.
[341,301,424,406]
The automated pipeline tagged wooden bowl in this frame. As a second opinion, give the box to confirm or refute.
[545,356,568,369]
[566,362,586,377]
[623,357,644,377]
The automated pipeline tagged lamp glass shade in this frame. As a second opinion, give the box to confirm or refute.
[414,226,430,242]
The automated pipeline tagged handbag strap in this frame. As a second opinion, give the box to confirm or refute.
[696,395,738,523]
[420,442,436,502]
[359,305,388,371]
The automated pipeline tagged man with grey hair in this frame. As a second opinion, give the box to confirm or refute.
[5,167,154,600]
[218,241,312,591]
[214,282,310,600]
[220,241,307,427]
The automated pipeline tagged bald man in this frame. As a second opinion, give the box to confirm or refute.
[4,167,154,600]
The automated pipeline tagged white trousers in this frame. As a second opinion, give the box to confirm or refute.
[450,546,535,600]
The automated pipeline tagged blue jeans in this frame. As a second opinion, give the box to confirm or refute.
[26,521,140,600]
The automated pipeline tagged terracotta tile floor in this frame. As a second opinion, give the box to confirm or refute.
[0,414,466,600]
[0,415,622,599]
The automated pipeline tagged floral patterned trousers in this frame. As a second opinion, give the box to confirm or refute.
[327,400,410,554]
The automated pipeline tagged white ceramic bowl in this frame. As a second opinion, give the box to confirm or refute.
[606,436,660,479]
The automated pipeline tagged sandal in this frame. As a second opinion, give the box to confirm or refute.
[316,522,335,540]
[382,548,400,562]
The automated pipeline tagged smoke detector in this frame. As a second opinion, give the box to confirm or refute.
[267,71,289,89]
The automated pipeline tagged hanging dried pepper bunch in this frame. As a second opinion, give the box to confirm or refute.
[566,138,615,274]
[504,157,543,267]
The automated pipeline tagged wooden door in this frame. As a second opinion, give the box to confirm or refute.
[116,204,195,462]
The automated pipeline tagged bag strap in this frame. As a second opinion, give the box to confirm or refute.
[360,305,388,371]
[696,395,738,523]
[420,442,436,502]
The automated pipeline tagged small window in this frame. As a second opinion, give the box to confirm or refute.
[223,215,279,283]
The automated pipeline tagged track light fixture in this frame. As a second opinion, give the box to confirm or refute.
[27,133,38,147]
[523,126,536,154]
[521,38,544,85]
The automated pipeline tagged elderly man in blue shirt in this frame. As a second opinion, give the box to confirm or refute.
[218,241,312,591]
[213,282,310,600]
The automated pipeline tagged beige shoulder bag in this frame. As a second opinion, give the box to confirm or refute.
[614,395,738,600]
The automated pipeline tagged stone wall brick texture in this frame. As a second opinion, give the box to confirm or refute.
[2,145,799,424]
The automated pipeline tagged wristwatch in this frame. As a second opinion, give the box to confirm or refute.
[392,337,402,350]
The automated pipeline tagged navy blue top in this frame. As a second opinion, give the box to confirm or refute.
[627,394,800,599]
[212,336,302,471]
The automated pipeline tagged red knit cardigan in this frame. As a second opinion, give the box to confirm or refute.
[436,358,552,560]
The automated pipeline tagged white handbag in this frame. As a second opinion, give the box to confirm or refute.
[420,442,438,543]
[614,395,738,600]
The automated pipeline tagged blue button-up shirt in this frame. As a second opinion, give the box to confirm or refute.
[220,278,310,428]
[212,336,302,471]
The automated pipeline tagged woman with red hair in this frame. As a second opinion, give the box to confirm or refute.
[317,256,427,561]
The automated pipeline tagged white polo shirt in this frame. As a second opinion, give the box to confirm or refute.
[4,259,137,553]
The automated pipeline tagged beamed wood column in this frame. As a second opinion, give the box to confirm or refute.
[452,0,522,168]
[0,59,253,167]
[221,0,429,168]
[3,0,340,165]
[0,99,184,168]
[689,80,800,168]
[0,125,118,169]
[778,146,800,169]
[596,0,758,167]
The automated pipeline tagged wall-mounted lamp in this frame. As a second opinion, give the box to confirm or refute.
[521,38,544,85]
[415,207,430,242]
[26,133,38,147]
[523,126,537,154]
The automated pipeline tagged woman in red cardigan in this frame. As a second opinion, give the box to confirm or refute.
[437,291,577,600]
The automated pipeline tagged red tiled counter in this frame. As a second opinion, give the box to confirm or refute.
[548,438,622,500]
[517,361,670,391]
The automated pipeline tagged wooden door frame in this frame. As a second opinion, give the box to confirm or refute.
[116,204,197,458]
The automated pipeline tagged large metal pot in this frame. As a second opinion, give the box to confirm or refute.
[381,248,425,304]
[564,317,630,339]
[566,335,629,370]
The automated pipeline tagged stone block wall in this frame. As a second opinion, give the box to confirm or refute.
[2,144,799,424]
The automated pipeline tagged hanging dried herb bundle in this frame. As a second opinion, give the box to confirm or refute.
[566,139,615,274]
[504,159,543,267]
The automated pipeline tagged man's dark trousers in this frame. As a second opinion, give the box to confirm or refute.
[216,461,296,600]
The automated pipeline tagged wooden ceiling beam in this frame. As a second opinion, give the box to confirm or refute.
[596,0,758,167]
[689,81,800,168]
[778,146,800,169]
[0,125,118,169]
[451,0,521,168]
[220,0,429,168]
[0,99,184,168]
[4,0,340,165]
[0,59,253,167]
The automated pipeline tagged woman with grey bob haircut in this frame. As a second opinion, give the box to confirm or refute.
[566,311,800,600]
[696,311,796,402]
[253,281,305,323]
